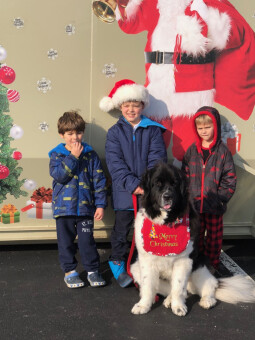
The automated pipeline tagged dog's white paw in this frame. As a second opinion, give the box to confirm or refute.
[199,297,217,309]
[131,303,151,315]
[171,304,188,317]
[163,296,171,308]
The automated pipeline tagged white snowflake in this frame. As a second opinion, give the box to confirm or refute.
[102,63,117,78]
[39,122,49,132]
[13,17,24,29]
[37,78,52,93]
[47,48,58,60]
[65,24,75,35]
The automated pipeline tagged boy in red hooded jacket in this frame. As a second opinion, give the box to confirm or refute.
[182,106,236,270]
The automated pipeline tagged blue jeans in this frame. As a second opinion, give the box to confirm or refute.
[56,216,99,273]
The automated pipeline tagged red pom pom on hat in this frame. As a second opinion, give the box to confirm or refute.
[100,79,149,112]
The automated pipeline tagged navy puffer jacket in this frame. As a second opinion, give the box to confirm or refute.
[105,115,167,210]
[182,106,236,215]
[49,142,107,218]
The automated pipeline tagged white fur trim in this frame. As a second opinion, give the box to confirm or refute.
[151,0,190,51]
[190,0,209,22]
[99,96,115,112]
[116,0,143,21]
[112,83,149,109]
[177,15,209,56]
[143,64,215,119]
[206,7,231,51]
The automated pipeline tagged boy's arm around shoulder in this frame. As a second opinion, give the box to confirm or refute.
[218,147,236,203]
[90,151,108,209]
[49,151,79,184]
[147,127,167,168]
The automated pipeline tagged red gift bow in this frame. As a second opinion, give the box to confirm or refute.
[30,187,52,203]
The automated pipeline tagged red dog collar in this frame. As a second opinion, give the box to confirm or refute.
[141,214,190,256]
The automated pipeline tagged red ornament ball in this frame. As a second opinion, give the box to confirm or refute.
[12,151,22,160]
[0,66,16,84]
[7,89,20,102]
[0,164,10,179]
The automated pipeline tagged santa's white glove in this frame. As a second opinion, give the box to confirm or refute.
[190,0,209,22]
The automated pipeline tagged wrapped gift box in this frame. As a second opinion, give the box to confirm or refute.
[0,204,20,224]
[26,187,53,219]
[227,133,241,155]
[221,123,241,156]
[26,200,53,219]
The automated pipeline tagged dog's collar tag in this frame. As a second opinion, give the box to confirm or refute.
[141,214,190,256]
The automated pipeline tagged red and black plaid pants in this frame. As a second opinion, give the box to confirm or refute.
[199,213,223,269]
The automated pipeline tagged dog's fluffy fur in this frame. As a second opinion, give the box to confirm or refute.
[130,163,255,316]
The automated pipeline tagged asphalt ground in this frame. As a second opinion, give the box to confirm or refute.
[1,239,255,340]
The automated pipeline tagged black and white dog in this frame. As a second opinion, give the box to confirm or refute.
[130,163,255,316]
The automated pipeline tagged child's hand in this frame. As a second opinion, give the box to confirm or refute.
[94,207,104,221]
[71,142,83,158]
[133,186,144,195]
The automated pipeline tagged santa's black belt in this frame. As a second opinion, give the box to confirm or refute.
[144,51,216,64]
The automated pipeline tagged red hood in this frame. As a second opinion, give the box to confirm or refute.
[193,106,221,153]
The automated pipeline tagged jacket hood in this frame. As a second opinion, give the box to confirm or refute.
[193,106,221,152]
[48,142,93,158]
[120,115,166,130]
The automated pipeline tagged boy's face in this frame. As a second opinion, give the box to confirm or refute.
[196,122,214,145]
[60,130,84,151]
[120,101,144,127]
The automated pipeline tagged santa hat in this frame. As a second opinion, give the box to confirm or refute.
[99,79,149,112]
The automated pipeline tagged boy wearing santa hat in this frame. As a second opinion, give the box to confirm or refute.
[100,79,167,287]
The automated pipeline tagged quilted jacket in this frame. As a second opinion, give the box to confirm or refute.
[105,115,167,210]
[182,106,236,215]
[49,142,107,218]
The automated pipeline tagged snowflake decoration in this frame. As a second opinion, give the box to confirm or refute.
[221,122,238,144]
[13,17,24,29]
[65,24,75,36]
[39,122,49,132]
[47,48,58,60]
[102,63,117,78]
[37,77,52,93]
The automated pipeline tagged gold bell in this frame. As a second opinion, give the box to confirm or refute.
[92,0,117,24]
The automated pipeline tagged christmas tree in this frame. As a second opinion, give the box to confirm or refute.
[0,82,27,203]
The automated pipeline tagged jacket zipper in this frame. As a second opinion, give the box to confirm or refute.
[200,153,211,213]
[200,163,205,213]
[133,128,137,175]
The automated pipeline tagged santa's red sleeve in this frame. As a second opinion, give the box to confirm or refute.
[117,0,154,34]
[205,0,255,120]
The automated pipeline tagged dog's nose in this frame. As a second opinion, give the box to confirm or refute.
[163,192,171,200]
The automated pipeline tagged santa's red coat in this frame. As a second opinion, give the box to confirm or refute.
[117,0,255,160]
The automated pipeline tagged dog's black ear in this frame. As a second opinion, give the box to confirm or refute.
[140,167,154,211]
[173,166,189,213]
[140,167,154,192]
[141,167,160,218]
[177,168,188,198]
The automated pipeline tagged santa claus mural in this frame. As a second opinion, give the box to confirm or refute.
[98,0,255,163]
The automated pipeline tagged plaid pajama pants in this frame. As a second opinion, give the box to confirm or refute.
[199,213,223,269]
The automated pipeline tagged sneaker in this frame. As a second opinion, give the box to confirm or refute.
[87,271,106,287]
[64,271,85,288]
[108,261,133,288]
[117,272,133,288]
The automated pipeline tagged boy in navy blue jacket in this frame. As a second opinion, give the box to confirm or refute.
[100,79,167,287]
[49,111,107,288]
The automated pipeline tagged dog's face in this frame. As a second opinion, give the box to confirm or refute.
[141,163,188,221]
